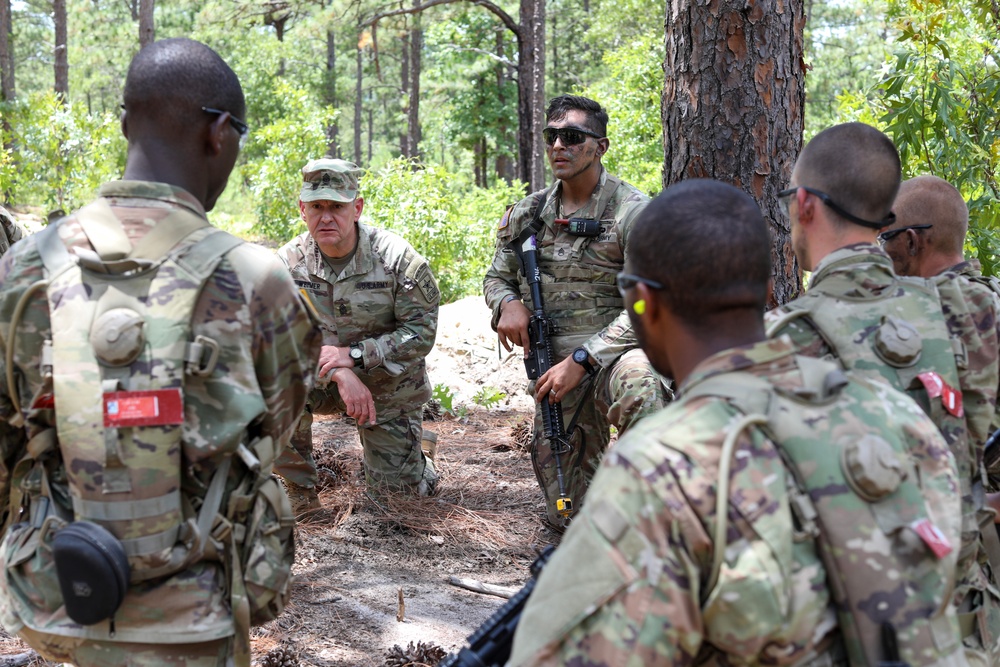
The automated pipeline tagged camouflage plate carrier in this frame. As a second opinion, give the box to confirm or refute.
[683,355,965,667]
[0,202,294,666]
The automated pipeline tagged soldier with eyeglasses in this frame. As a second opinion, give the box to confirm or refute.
[767,123,1000,667]
[483,95,668,528]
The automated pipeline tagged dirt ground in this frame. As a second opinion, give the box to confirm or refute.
[0,297,560,666]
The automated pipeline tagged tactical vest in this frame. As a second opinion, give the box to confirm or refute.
[511,175,627,336]
[767,278,981,575]
[682,356,965,667]
[0,202,294,663]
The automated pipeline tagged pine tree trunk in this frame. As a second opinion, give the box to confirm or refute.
[517,0,545,191]
[0,0,13,103]
[53,0,68,100]
[407,0,422,161]
[663,0,805,307]
[138,0,154,47]
[326,27,338,157]
[354,44,363,163]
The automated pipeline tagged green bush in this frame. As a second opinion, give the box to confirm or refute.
[1,91,125,212]
[362,158,525,303]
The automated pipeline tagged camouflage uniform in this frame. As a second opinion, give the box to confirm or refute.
[275,223,440,495]
[953,259,1000,437]
[509,337,964,667]
[0,205,24,258]
[483,169,667,524]
[0,181,320,665]
[766,243,1000,664]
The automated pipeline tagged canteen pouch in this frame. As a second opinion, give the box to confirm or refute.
[52,520,130,625]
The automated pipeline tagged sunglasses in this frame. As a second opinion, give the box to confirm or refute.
[878,224,933,244]
[616,272,663,297]
[202,107,250,149]
[542,126,605,147]
[777,186,896,229]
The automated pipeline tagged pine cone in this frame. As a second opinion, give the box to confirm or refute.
[499,416,532,452]
[259,645,300,667]
[423,400,442,421]
[384,640,447,666]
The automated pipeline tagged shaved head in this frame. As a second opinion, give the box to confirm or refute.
[123,38,244,135]
[630,179,770,328]
[794,122,901,228]
[894,176,968,256]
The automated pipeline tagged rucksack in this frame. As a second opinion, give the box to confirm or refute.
[0,201,294,665]
[681,355,964,667]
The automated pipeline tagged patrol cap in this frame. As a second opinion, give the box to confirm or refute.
[300,158,363,203]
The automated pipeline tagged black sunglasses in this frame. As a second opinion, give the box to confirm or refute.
[878,224,933,244]
[202,107,250,148]
[616,272,663,296]
[542,126,605,147]
[778,186,896,230]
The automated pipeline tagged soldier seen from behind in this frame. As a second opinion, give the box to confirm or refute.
[483,95,667,528]
[507,179,966,667]
[274,158,440,513]
[767,123,1000,665]
[0,38,320,666]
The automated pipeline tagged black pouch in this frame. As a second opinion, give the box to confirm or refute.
[52,521,130,625]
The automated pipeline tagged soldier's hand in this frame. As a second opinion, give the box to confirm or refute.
[318,344,354,377]
[535,356,587,404]
[497,298,531,357]
[331,369,377,426]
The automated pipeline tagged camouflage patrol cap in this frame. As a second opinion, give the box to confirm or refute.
[300,158,362,203]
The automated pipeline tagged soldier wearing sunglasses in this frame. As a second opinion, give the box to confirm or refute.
[483,95,668,527]
[767,124,1000,666]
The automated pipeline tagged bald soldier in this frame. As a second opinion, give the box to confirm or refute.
[275,158,440,510]
[767,125,1000,666]
[508,180,965,667]
[0,38,319,666]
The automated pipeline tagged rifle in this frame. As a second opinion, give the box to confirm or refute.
[440,546,554,667]
[512,233,573,519]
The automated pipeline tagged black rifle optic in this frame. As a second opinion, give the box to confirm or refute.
[513,233,573,519]
[439,546,554,667]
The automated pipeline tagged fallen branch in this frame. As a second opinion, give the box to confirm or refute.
[0,651,37,667]
[447,575,517,599]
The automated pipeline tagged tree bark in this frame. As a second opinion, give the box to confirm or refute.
[517,0,545,190]
[495,29,514,184]
[326,26,339,157]
[400,29,410,157]
[663,0,805,307]
[407,0,422,161]
[138,0,154,47]
[355,44,363,163]
[53,0,68,100]
[0,0,14,103]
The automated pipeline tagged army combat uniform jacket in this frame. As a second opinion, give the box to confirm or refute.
[483,168,646,367]
[508,337,963,667]
[0,206,24,259]
[0,181,320,646]
[277,222,439,423]
[766,243,1000,659]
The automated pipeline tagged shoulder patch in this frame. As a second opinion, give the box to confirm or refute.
[498,206,513,230]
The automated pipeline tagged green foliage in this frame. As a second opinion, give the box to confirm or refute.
[432,382,467,418]
[1,92,125,212]
[581,33,664,195]
[242,81,337,239]
[362,158,525,302]
[844,0,1000,273]
[472,385,506,408]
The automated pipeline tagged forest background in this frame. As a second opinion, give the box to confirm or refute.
[0,0,998,303]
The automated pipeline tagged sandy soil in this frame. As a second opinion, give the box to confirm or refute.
[0,297,557,666]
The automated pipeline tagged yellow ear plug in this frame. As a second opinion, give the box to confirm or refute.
[633,299,646,315]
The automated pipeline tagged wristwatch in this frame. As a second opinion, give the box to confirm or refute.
[572,347,596,376]
[349,343,364,367]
